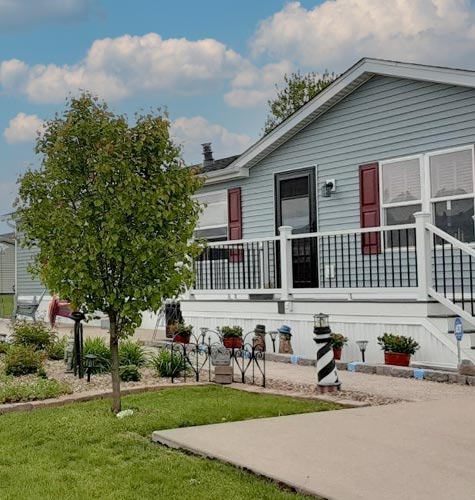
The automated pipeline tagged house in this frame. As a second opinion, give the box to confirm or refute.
[13,57,475,369]
[184,58,475,369]
[0,233,15,294]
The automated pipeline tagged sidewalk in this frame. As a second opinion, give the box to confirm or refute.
[153,397,475,500]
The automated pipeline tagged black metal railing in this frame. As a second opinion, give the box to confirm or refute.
[291,226,418,288]
[194,239,279,290]
[431,231,475,316]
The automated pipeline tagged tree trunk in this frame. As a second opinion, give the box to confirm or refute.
[109,314,121,413]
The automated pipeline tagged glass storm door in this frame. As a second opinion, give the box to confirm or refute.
[275,168,318,288]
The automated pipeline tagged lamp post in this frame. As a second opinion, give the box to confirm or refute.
[356,340,369,363]
[268,331,278,353]
[313,313,341,393]
[84,354,97,382]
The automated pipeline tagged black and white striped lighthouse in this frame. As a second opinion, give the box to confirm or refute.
[314,313,341,393]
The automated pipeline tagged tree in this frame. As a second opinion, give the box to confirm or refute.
[263,70,337,134]
[15,93,203,412]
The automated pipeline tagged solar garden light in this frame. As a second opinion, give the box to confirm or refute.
[84,354,97,382]
[267,331,278,353]
[356,340,369,363]
[313,313,341,393]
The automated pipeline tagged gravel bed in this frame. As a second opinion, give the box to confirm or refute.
[0,358,195,397]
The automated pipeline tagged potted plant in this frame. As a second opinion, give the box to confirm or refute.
[171,323,193,344]
[330,333,348,360]
[377,333,420,367]
[221,325,243,349]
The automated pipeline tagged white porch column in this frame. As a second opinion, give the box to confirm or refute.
[414,212,432,301]
[278,225,293,301]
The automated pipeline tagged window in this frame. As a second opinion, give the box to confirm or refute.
[381,157,421,247]
[194,191,227,241]
[429,148,474,243]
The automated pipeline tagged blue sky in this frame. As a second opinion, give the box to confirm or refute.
[1,0,475,232]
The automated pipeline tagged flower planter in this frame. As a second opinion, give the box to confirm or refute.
[332,347,342,360]
[384,352,411,367]
[173,334,190,344]
[223,337,242,349]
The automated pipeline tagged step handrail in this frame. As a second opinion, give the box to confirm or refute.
[425,223,475,258]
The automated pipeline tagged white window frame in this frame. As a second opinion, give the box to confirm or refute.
[379,145,475,248]
[193,189,228,241]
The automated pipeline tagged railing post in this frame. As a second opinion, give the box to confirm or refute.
[414,212,432,301]
[279,226,293,301]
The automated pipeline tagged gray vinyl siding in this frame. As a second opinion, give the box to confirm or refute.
[200,75,475,239]
[0,243,15,294]
[17,246,45,297]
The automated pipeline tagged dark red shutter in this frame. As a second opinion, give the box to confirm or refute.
[359,163,381,255]
[228,188,242,262]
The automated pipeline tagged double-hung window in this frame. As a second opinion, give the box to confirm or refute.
[429,147,475,243]
[194,191,228,242]
[381,157,422,247]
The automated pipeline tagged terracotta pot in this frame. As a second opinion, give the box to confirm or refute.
[333,347,342,360]
[384,352,411,367]
[223,337,243,349]
[173,333,190,344]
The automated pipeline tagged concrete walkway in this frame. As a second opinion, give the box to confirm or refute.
[153,397,475,500]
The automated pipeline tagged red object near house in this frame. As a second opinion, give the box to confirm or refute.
[223,337,243,349]
[173,334,190,344]
[48,296,74,327]
[359,162,381,255]
[332,347,342,360]
[384,352,411,367]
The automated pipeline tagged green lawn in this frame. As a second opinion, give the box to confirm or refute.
[0,386,338,500]
[0,294,13,318]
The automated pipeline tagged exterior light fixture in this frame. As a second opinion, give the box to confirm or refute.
[356,340,369,363]
[314,312,330,331]
[268,331,278,353]
[84,354,97,382]
[321,179,336,198]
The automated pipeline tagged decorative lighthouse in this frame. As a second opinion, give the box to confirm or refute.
[313,313,341,393]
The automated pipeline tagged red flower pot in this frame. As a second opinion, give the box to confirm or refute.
[333,347,342,360]
[384,352,411,367]
[223,337,243,349]
[173,334,190,344]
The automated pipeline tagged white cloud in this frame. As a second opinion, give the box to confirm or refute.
[224,60,293,108]
[170,116,253,164]
[4,113,44,144]
[0,33,245,104]
[251,0,475,70]
[0,0,99,31]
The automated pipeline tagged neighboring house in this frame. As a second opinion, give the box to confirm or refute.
[14,57,475,368]
[0,233,15,295]
[185,57,475,369]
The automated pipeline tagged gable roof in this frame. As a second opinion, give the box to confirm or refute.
[191,155,240,174]
[204,57,475,184]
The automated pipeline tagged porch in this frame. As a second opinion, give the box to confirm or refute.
[192,213,475,325]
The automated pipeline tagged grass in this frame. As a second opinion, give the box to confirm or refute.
[0,375,72,403]
[0,294,13,318]
[0,386,338,499]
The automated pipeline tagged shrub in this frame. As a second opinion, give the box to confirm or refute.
[330,333,348,349]
[83,337,111,373]
[10,321,55,350]
[46,336,69,361]
[0,343,10,355]
[119,340,147,367]
[149,348,185,378]
[0,375,72,403]
[119,364,141,382]
[377,333,420,355]
[220,326,243,338]
[4,346,43,376]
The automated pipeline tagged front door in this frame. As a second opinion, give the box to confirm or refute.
[275,168,318,288]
